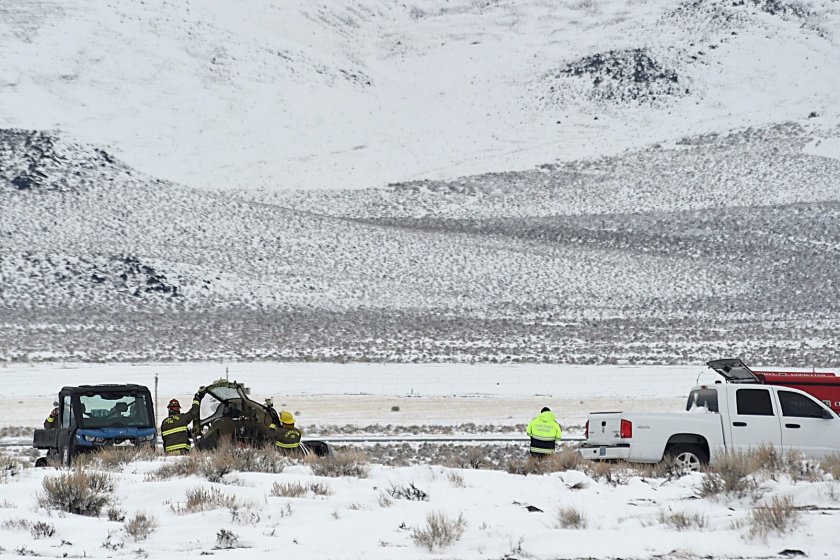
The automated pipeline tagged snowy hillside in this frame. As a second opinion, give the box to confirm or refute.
[2,126,839,364]
[2,0,840,364]
[1,0,839,191]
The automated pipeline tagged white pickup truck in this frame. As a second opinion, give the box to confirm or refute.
[580,376,840,471]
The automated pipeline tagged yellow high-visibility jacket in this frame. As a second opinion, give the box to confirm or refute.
[526,411,562,454]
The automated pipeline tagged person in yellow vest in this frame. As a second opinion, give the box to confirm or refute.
[270,410,302,453]
[43,402,59,429]
[526,406,562,458]
[160,389,204,455]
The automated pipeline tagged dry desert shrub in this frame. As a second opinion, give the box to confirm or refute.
[172,487,243,514]
[0,518,56,539]
[212,444,289,474]
[820,454,840,480]
[445,446,488,469]
[107,505,126,522]
[307,450,370,478]
[505,449,584,476]
[271,481,308,498]
[547,448,586,471]
[658,509,708,530]
[631,458,685,480]
[387,481,429,501]
[581,459,629,485]
[699,451,758,498]
[447,469,466,488]
[745,496,800,540]
[148,445,288,482]
[215,528,240,549]
[557,506,588,529]
[195,443,288,481]
[1,518,30,531]
[270,480,331,498]
[0,450,24,482]
[378,492,394,507]
[89,446,158,470]
[31,520,56,539]
[38,469,114,516]
[309,481,333,496]
[411,510,466,551]
[784,450,822,482]
[147,456,200,481]
[752,444,784,475]
[123,512,157,541]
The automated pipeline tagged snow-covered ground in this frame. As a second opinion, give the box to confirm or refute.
[2,363,839,559]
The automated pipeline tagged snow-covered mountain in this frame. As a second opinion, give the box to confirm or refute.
[2,0,840,364]
[2,0,839,191]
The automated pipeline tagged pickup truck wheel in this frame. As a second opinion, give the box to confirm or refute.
[667,444,708,473]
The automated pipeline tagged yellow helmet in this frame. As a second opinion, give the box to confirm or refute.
[280,410,295,424]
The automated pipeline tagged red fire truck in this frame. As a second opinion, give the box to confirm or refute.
[708,358,840,414]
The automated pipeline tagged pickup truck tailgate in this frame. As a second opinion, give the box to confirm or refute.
[586,412,625,445]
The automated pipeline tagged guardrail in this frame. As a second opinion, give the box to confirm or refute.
[1,434,585,447]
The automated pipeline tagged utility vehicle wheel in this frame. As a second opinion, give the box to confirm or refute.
[666,443,708,473]
[35,457,49,468]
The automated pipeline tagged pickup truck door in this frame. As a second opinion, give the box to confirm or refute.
[727,387,782,452]
[775,389,839,459]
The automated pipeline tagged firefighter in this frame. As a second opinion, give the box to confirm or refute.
[270,410,302,453]
[526,406,562,458]
[43,401,59,429]
[160,388,204,455]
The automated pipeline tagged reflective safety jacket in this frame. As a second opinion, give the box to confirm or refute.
[269,423,302,452]
[526,411,562,454]
[160,398,200,455]
[44,408,58,430]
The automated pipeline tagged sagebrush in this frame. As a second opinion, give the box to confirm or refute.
[0,451,23,483]
[821,454,840,480]
[699,451,757,498]
[148,445,288,482]
[505,449,584,475]
[172,487,245,514]
[39,469,114,516]
[307,450,369,478]
[557,506,587,529]
[124,512,157,541]
[411,511,466,551]
[270,480,333,498]
[387,481,428,501]
[86,446,158,471]
[215,528,239,549]
[746,496,800,540]
[658,509,707,530]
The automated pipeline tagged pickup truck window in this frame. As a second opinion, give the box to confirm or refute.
[736,388,774,416]
[686,389,719,412]
[778,390,826,418]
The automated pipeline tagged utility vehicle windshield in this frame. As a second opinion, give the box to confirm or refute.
[78,392,153,428]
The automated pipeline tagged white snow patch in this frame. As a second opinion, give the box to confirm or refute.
[804,137,840,160]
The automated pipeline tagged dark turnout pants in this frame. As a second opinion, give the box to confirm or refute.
[529,437,556,459]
